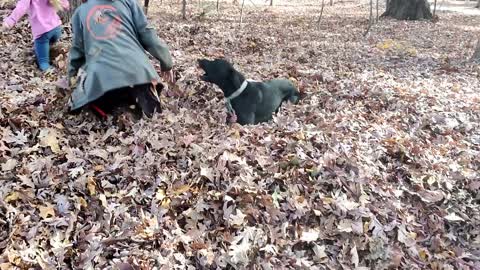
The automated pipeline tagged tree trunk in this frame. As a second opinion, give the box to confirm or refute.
[369,0,373,24]
[270,0,273,6]
[364,0,373,36]
[476,0,479,8]
[382,0,433,20]
[182,0,187,19]
[144,0,150,15]
[329,0,333,6]
[239,0,245,25]
[317,0,325,24]
[472,37,480,61]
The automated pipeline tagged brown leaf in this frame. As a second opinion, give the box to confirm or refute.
[38,204,56,219]
[417,189,444,203]
[38,128,61,153]
[1,159,17,171]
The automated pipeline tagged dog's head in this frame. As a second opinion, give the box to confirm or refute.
[197,58,235,85]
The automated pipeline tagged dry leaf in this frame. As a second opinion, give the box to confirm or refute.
[0,263,12,270]
[39,204,56,219]
[87,177,96,196]
[350,244,359,267]
[444,212,464,222]
[173,185,191,196]
[300,229,319,242]
[38,128,61,153]
[1,159,17,171]
[418,189,444,203]
[200,166,214,181]
[312,244,327,260]
[229,209,246,226]
[5,192,20,203]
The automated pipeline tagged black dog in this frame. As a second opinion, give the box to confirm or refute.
[198,58,300,125]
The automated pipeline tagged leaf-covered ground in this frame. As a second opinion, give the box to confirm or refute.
[1,0,480,269]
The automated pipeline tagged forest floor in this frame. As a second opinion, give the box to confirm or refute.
[432,0,480,15]
[1,0,480,269]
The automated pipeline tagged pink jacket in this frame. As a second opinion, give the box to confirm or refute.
[3,0,69,40]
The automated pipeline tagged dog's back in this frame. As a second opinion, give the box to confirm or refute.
[249,79,299,122]
[266,79,300,104]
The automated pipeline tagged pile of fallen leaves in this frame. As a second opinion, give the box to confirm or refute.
[1,0,480,269]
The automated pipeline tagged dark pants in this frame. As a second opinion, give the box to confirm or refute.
[91,83,163,118]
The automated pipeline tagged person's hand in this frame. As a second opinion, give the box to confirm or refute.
[161,70,175,84]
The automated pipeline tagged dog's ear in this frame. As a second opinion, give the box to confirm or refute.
[228,66,236,77]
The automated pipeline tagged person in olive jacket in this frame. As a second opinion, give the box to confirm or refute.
[67,0,174,118]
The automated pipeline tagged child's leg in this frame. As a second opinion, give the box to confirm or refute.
[48,27,63,59]
[34,28,62,71]
[48,27,62,44]
[34,34,51,71]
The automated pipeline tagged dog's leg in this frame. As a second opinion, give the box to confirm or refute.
[237,112,255,125]
[131,84,162,118]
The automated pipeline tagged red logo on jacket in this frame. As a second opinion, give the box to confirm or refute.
[86,5,122,40]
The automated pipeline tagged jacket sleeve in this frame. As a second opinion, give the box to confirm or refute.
[68,11,85,79]
[128,0,173,71]
[3,0,30,28]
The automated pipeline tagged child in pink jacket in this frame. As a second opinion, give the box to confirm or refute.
[1,0,69,71]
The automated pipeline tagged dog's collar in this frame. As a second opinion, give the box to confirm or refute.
[226,79,251,101]
[225,79,252,116]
